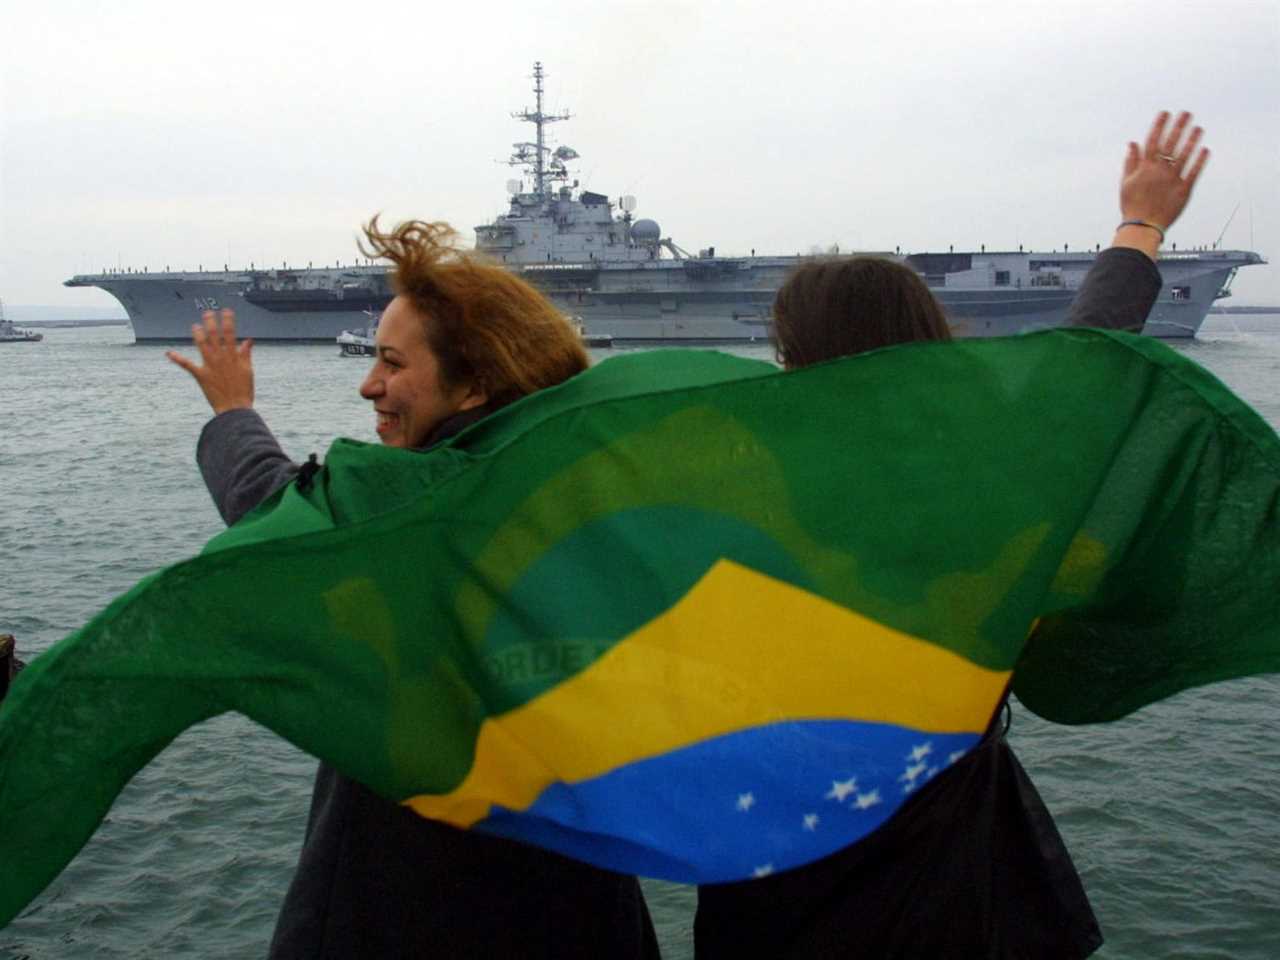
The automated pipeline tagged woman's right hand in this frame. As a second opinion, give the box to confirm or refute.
[165,308,255,415]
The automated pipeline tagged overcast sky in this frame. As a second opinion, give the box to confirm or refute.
[3,0,1278,310]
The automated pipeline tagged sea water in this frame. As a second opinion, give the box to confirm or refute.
[1,320,1278,959]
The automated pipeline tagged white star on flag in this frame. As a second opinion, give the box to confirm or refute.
[803,813,819,831]
[736,792,755,812]
[825,777,857,802]
[899,762,927,783]
[854,789,881,810]
[753,864,775,878]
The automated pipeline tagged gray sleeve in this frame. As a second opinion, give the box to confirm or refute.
[1065,246,1162,331]
[196,408,300,526]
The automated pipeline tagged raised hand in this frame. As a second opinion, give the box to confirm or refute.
[165,308,256,415]
[1120,110,1209,233]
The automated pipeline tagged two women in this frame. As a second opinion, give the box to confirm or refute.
[170,110,1209,957]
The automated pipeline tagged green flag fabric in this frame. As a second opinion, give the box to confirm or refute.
[1,329,1278,924]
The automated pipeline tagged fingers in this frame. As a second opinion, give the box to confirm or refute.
[1161,111,1191,158]
[193,317,212,362]
[197,310,216,351]
[237,337,254,360]
[165,350,199,376]
[219,308,237,350]
[1185,146,1210,190]
[195,309,241,358]
[1123,142,1140,178]
[1142,109,1207,184]
[1176,124,1203,172]
[1144,111,1170,159]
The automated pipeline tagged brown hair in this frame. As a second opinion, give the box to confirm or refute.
[772,257,951,369]
[360,218,589,408]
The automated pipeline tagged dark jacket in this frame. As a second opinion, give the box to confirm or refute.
[1064,246,1162,331]
[197,407,659,960]
[694,245,1162,960]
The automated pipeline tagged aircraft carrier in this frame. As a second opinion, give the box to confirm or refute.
[66,63,1265,344]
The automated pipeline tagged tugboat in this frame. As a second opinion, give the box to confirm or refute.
[0,300,43,343]
[336,310,378,357]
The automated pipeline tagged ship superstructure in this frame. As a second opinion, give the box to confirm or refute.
[67,63,1265,344]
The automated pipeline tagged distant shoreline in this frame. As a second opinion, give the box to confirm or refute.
[1209,306,1280,315]
[21,319,129,328]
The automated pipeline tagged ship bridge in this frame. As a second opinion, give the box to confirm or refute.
[473,62,680,268]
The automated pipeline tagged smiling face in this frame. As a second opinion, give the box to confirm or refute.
[358,295,488,448]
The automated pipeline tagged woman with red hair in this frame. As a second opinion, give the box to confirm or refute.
[169,220,658,959]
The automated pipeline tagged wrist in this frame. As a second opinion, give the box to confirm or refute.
[1111,224,1162,262]
[1117,219,1165,242]
[212,401,254,416]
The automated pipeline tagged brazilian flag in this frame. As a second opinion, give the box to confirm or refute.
[2,329,1278,925]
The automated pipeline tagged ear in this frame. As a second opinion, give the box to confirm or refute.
[455,380,490,413]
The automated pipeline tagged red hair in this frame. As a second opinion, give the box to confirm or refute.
[360,218,588,407]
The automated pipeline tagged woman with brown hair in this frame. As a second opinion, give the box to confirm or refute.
[168,220,658,959]
[771,256,951,366]
[695,110,1210,959]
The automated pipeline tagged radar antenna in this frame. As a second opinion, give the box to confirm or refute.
[509,61,571,200]
[1213,203,1240,250]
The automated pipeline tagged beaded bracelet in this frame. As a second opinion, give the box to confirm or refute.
[1117,220,1166,242]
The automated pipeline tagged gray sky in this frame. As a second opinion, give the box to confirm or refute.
[3,0,1278,308]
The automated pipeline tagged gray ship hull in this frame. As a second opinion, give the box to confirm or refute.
[599,246,1243,341]
[65,268,389,343]
[66,248,1256,344]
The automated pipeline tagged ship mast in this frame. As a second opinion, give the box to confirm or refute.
[510,61,569,200]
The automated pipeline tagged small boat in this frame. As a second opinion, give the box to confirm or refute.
[0,300,43,344]
[336,310,378,357]
[336,329,375,356]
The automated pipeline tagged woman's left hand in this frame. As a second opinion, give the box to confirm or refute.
[1120,110,1209,231]
[166,308,255,414]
